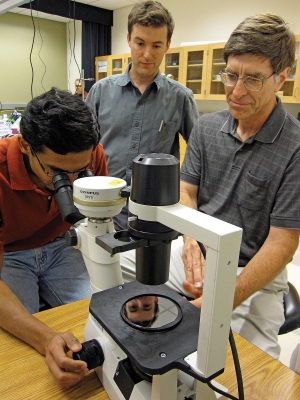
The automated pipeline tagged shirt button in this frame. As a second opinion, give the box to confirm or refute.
[132,144,136,148]
[48,196,51,200]
[135,122,139,127]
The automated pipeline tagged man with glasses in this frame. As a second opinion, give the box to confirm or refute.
[0,87,107,386]
[176,13,300,358]
[121,13,300,358]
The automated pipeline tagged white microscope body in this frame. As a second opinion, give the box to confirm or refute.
[71,176,126,293]
[62,154,242,400]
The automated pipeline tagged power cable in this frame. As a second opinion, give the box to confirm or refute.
[29,0,36,99]
[36,0,46,92]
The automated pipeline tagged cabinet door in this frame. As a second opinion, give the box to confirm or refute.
[110,53,132,74]
[111,54,125,75]
[161,47,184,83]
[95,55,111,82]
[182,45,208,99]
[205,42,227,100]
[183,45,208,100]
[281,35,300,103]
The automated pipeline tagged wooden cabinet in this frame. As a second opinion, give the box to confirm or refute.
[179,134,187,165]
[95,53,131,81]
[205,42,226,100]
[95,35,300,104]
[181,42,226,100]
[95,55,110,82]
[110,53,131,75]
[182,45,208,99]
[161,47,184,83]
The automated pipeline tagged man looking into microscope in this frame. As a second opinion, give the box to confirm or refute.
[0,87,107,386]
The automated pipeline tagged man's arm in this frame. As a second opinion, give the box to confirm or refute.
[180,182,300,310]
[0,254,88,387]
[232,227,299,309]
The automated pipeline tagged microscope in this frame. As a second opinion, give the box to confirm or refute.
[54,153,242,400]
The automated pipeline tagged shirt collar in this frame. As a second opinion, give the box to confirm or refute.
[8,135,36,190]
[221,96,287,143]
[116,63,161,92]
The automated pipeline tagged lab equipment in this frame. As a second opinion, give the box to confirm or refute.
[54,153,242,400]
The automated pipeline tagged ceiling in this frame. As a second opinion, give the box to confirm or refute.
[8,0,136,22]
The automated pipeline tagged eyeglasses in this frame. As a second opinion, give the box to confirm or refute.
[30,146,93,177]
[219,70,275,92]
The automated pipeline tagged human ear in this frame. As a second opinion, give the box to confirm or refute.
[17,135,31,155]
[127,33,131,48]
[275,67,290,92]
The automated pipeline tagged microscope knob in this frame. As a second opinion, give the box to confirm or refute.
[73,339,104,370]
[64,229,78,246]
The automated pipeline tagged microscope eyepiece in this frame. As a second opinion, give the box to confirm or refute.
[53,173,85,225]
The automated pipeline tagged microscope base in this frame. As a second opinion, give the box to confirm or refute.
[83,286,229,400]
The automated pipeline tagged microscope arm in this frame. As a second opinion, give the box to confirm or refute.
[129,199,242,379]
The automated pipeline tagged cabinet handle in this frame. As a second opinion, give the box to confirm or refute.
[294,86,298,98]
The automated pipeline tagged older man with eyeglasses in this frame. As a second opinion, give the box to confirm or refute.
[178,13,300,358]
[0,87,107,387]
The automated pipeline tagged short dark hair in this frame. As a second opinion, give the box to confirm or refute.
[223,13,295,74]
[128,1,174,43]
[20,87,100,154]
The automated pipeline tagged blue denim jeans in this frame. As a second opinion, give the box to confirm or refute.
[2,237,90,313]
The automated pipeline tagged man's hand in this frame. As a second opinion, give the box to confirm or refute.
[45,332,88,388]
[182,236,205,290]
[183,279,203,309]
[181,236,206,309]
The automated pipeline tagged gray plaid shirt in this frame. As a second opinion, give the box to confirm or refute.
[181,99,300,265]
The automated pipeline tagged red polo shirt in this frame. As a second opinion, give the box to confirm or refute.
[0,135,108,252]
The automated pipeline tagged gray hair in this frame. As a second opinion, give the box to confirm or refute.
[223,13,295,74]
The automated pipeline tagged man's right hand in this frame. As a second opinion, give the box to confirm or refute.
[182,236,205,301]
[45,331,89,388]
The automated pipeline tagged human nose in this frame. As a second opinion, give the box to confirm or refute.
[143,46,151,58]
[232,77,248,97]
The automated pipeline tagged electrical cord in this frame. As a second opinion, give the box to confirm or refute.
[67,0,81,93]
[36,0,47,93]
[29,0,36,99]
[70,0,81,77]
[197,241,245,400]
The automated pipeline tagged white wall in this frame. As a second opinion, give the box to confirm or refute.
[112,0,300,53]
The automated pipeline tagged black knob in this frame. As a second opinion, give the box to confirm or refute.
[64,229,78,247]
[73,339,104,370]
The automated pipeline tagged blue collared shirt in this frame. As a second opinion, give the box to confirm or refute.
[86,64,199,184]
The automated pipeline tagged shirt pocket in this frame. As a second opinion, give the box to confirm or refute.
[238,171,270,211]
[148,119,177,153]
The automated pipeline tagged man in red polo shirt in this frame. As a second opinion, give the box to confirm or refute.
[0,87,107,387]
